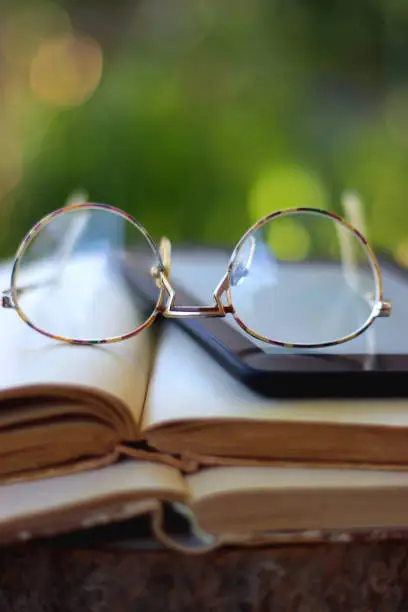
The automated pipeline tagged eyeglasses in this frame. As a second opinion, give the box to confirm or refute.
[2,203,391,348]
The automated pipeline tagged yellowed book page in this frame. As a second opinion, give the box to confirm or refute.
[0,257,153,433]
[0,460,188,544]
[143,324,408,429]
[187,465,408,534]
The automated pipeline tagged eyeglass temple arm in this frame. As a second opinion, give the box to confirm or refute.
[339,191,391,318]
[2,208,91,310]
[152,237,232,318]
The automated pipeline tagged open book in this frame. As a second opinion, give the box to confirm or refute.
[3,459,408,552]
[1,251,408,485]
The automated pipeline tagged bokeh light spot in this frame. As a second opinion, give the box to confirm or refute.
[267,217,311,261]
[30,33,103,107]
[248,164,328,223]
[1,3,72,68]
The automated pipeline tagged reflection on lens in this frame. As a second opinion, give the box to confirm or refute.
[228,210,380,346]
[13,205,161,342]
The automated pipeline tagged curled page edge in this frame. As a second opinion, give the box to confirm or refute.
[118,445,408,475]
[151,501,307,555]
[117,444,184,470]
[151,501,221,554]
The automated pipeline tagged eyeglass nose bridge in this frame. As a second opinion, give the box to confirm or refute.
[151,237,232,319]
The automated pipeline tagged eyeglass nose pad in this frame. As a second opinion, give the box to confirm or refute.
[151,237,172,288]
[230,235,255,287]
[159,236,171,279]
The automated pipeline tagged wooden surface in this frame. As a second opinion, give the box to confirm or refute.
[1,540,408,611]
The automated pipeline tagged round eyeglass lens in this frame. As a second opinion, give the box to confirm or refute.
[228,210,380,346]
[12,205,161,342]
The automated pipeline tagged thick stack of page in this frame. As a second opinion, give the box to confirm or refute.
[143,323,408,468]
[2,459,408,551]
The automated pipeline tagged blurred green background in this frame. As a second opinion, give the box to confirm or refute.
[0,0,407,261]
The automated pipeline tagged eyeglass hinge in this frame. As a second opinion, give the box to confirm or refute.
[378,300,392,317]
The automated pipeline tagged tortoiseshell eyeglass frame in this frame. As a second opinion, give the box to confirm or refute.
[1,203,391,348]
